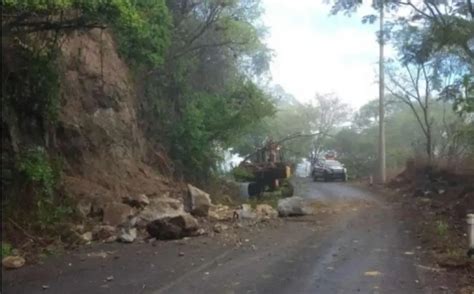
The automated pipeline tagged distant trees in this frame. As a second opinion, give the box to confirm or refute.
[147,0,274,180]
[233,91,351,164]
[327,0,473,171]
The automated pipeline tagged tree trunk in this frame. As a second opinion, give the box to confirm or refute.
[426,125,432,164]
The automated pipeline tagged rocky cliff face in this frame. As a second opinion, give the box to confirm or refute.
[54,29,181,208]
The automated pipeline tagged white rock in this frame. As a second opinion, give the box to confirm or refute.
[118,227,137,243]
[2,256,25,269]
[187,184,212,216]
[137,196,185,226]
[81,232,93,242]
[237,204,256,219]
[277,196,313,217]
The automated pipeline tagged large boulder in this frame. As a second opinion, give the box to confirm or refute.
[103,202,135,226]
[187,184,212,216]
[136,196,185,227]
[277,196,313,217]
[146,214,199,240]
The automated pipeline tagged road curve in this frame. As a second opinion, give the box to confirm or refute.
[3,178,423,294]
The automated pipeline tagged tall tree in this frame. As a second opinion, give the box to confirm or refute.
[386,61,436,160]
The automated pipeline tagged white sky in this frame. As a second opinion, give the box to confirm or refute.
[262,0,394,109]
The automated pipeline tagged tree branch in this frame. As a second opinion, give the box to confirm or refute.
[386,85,429,137]
[396,0,434,20]
[3,17,106,36]
[172,40,248,59]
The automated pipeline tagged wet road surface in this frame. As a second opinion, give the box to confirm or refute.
[3,178,424,293]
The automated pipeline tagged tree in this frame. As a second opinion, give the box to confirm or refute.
[2,0,171,67]
[139,0,274,180]
[232,91,351,164]
[329,0,474,113]
[386,61,436,160]
[309,93,351,158]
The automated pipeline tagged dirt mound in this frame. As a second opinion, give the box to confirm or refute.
[387,163,473,291]
[390,163,473,219]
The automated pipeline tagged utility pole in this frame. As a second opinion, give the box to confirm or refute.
[378,0,386,184]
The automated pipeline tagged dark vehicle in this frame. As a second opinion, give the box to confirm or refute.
[311,159,347,182]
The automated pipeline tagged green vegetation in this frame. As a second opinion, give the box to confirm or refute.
[436,220,449,237]
[3,0,171,67]
[1,242,13,258]
[171,82,275,179]
[7,147,73,230]
[16,147,57,197]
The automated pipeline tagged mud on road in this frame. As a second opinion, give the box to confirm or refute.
[4,178,437,294]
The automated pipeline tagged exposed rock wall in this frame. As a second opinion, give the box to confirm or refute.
[55,29,182,205]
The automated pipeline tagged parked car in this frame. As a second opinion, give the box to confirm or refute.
[311,159,347,182]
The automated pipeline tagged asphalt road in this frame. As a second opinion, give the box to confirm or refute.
[3,178,424,294]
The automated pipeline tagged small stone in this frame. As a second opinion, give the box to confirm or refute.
[81,232,93,242]
[122,194,150,208]
[118,227,137,243]
[255,204,278,219]
[42,285,50,290]
[213,223,229,233]
[2,256,26,269]
[92,225,117,241]
[76,200,92,218]
[106,276,114,282]
[74,225,85,233]
[195,228,206,235]
[105,236,117,243]
[178,252,185,257]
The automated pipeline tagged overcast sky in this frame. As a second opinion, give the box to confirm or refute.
[262,0,392,109]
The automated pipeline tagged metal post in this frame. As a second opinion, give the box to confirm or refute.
[378,0,386,184]
[468,214,474,257]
